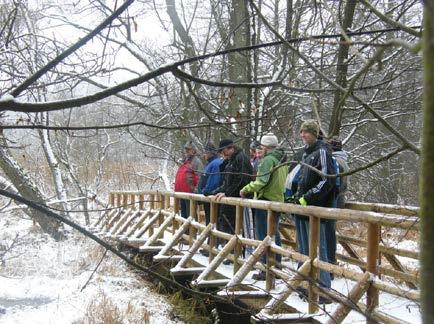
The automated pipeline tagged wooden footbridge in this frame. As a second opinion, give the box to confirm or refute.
[89,190,420,323]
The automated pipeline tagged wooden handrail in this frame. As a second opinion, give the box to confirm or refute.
[110,191,419,229]
[104,190,420,320]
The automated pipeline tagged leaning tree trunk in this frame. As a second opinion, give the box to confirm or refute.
[38,112,69,215]
[421,2,434,323]
[0,141,63,240]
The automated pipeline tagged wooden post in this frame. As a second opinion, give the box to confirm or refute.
[327,271,372,324]
[148,194,155,236]
[173,198,180,233]
[138,193,144,210]
[308,215,320,313]
[165,195,171,210]
[366,223,380,321]
[116,193,121,207]
[158,193,165,225]
[234,205,244,274]
[157,193,165,239]
[149,194,155,209]
[266,209,277,291]
[109,193,115,206]
[130,194,136,210]
[189,199,197,246]
[209,202,218,262]
[122,193,128,208]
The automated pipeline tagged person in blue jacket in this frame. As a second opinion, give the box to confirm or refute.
[197,143,223,253]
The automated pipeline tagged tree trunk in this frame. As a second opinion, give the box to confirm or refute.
[421,2,434,323]
[38,112,69,215]
[228,0,251,144]
[0,142,63,240]
[328,0,358,137]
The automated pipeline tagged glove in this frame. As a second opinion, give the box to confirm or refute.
[285,195,298,204]
[299,197,307,206]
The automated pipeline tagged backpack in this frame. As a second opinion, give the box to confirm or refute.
[332,157,341,190]
[333,155,349,194]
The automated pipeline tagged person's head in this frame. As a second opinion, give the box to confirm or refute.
[260,133,278,153]
[300,120,319,146]
[256,146,265,158]
[327,136,343,151]
[249,140,260,157]
[204,142,217,160]
[183,140,197,158]
[218,139,235,158]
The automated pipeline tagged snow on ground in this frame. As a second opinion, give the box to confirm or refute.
[0,214,184,324]
[191,244,421,323]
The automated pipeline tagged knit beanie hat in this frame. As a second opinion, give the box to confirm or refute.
[260,133,278,147]
[218,139,234,152]
[300,120,319,137]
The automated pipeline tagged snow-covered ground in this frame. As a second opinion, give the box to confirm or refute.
[1,211,421,324]
[0,214,184,324]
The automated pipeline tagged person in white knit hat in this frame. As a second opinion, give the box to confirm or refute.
[240,132,288,280]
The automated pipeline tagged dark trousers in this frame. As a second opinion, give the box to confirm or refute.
[254,208,282,264]
[324,219,337,264]
[324,198,339,264]
[218,205,235,236]
[180,199,190,218]
[294,215,331,288]
[203,202,210,225]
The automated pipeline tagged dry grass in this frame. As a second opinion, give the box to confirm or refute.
[168,291,211,324]
[74,289,150,324]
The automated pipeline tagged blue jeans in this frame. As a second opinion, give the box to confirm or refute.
[180,199,190,218]
[254,208,282,264]
[294,215,331,288]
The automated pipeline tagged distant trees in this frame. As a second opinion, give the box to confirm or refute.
[0,1,424,226]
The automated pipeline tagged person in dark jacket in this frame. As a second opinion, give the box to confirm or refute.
[174,141,204,218]
[291,120,335,297]
[211,139,253,238]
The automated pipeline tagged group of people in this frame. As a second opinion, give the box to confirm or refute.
[174,120,349,300]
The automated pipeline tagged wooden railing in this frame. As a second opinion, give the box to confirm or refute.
[94,190,419,323]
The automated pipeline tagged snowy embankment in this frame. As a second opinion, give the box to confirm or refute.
[0,214,184,324]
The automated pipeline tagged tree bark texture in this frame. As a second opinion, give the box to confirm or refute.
[421,2,434,323]
[0,143,62,240]
[228,0,251,122]
[328,0,358,137]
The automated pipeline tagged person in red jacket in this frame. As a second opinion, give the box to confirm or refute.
[174,141,204,218]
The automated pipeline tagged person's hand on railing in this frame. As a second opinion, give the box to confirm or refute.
[298,196,307,206]
[285,195,298,204]
[285,194,307,206]
[213,192,226,201]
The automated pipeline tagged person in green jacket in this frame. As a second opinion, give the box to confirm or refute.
[240,133,288,280]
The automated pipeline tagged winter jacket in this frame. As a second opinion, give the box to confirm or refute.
[211,148,253,197]
[295,140,335,207]
[241,148,288,202]
[198,155,224,195]
[174,155,203,193]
